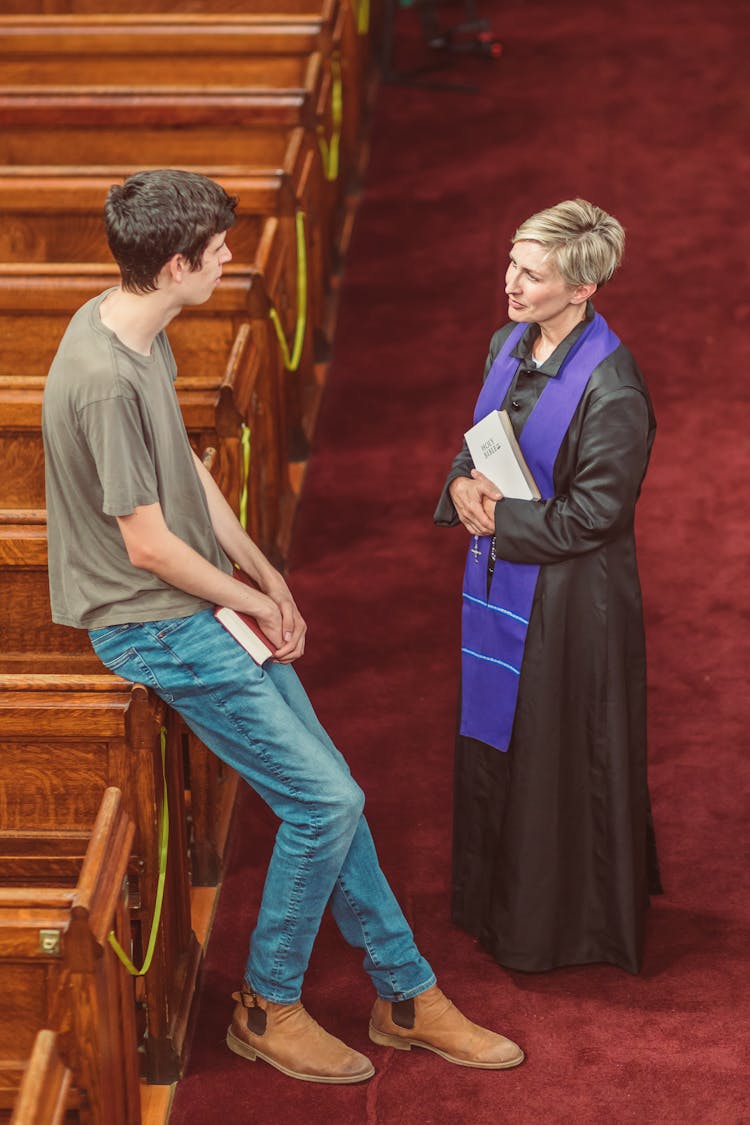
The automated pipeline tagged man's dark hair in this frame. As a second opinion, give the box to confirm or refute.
[104,169,238,293]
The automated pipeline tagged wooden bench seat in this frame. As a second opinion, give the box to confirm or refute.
[0,788,141,1123]
[0,676,199,1083]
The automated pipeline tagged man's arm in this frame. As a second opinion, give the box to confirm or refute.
[190,451,306,661]
[115,453,306,661]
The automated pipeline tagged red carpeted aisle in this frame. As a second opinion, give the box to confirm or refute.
[170,2,750,1120]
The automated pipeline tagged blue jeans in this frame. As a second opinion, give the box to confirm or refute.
[89,609,435,1005]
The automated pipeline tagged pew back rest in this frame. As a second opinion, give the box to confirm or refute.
[0,102,310,166]
[0,257,282,376]
[0,49,321,91]
[0,0,338,17]
[0,169,299,263]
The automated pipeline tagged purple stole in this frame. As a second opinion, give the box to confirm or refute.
[460,312,621,751]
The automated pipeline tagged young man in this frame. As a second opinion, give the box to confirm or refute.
[42,169,524,1085]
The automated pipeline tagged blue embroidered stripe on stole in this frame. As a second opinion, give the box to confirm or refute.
[462,592,529,625]
[461,648,521,675]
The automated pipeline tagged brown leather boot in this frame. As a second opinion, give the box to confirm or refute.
[369,984,524,1069]
[226,983,375,1084]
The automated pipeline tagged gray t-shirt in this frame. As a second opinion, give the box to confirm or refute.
[42,290,232,629]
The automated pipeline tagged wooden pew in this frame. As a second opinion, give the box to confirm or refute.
[0,314,260,887]
[0,53,353,229]
[8,1031,71,1125]
[0,512,239,888]
[0,323,287,558]
[184,725,239,888]
[0,234,314,462]
[0,0,370,109]
[0,63,350,246]
[0,115,335,346]
[0,512,83,665]
[0,171,316,469]
[0,254,303,540]
[0,160,332,360]
[0,676,199,1084]
[0,58,325,128]
[0,200,314,461]
[0,788,141,1124]
[0,9,364,182]
[0,325,260,888]
[0,0,377,87]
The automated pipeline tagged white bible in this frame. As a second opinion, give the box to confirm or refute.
[464,410,541,500]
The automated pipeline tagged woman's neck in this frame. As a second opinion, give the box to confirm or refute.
[533,304,587,363]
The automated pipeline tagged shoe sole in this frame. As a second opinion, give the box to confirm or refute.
[368,1022,525,1070]
[226,1027,375,1084]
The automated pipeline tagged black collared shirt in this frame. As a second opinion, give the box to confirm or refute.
[501,301,595,437]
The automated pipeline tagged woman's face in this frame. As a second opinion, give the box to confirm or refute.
[505,241,584,329]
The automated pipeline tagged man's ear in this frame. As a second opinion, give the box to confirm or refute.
[164,253,186,283]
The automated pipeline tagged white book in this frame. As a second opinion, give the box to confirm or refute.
[464,409,541,500]
[214,605,276,665]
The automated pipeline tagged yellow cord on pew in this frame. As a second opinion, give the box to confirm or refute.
[239,424,251,530]
[357,0,370,34]
[268,209,308,372]
[107,727,169,977]
[317,53,342,181]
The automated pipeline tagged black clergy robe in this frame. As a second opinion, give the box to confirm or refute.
[435,304,662,974]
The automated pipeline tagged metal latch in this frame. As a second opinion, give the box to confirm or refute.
[39,929,62,956]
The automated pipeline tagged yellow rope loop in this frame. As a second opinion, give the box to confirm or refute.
[268,209,308,373]
[317,53,343,182]
[108,727,169,977]
[357,0,371,35]
[239,424,251,530]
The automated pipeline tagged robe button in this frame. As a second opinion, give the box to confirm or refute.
[511,399,521,410]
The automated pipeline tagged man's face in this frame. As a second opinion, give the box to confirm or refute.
[179,230,232,306]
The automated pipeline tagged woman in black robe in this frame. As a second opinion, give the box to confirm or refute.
[435,199,662,974]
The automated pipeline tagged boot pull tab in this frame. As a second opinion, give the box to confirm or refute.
[391,997,415,1030]
[233,984,268,1036]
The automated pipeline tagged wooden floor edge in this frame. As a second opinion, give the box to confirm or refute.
[140,1081,176,1125]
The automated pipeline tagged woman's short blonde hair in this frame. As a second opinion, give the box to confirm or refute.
[513,198,625,288]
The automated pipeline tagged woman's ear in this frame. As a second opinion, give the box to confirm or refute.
[572,281,598,305]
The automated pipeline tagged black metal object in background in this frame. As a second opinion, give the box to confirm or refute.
[382,0,503,91]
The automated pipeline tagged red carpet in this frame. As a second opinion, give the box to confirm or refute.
[170,1,750,1120]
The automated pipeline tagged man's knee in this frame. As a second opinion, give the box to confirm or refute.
[328,779,365,835]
